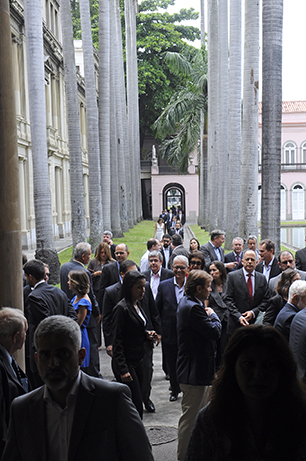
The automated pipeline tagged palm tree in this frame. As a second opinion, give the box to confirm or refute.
[98,0,111,230]
[225,0,242,247]
[239,0,260,242]
[261,0,283,252]
[207,0,219,231]
[153,48,208,174]
[23,0,55,253]
[198,0,206,228]
[218,0,228,231]
[60,0,87,249]
[79,0,103,249]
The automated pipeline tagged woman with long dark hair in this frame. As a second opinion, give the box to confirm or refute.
[186,325,306,460]
[206,260,228,368]
[112,270,157,418]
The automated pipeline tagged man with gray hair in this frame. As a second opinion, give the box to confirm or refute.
[2,316,153,461]
[103,230,116,259]
[143,250,174,300]
[224,237,244,272]
[60,242,101,378]
[156,255,189,401]
[0,308,29,457]
[274,280,306,340]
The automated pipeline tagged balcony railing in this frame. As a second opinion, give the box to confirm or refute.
[259,163,306,172]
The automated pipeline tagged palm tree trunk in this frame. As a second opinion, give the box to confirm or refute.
[98,0,111,230]
[198,0,206,228]
[225,0,242,248]
[60,0,87,249]
[218,0,228,230]
[24,0,55,251]
[261,0,283,252]
[207,0,219,231]
[239,0,260,242]
[79,0,103,249]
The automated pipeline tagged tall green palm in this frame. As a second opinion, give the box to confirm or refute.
[225,0,242,248]
[24,0,55,251]
[153,47,208,174]
[239,0,260,242]
[198,0,206,228]
[79,0,103,249]
[60,0,87,249]
[261,0,283,252]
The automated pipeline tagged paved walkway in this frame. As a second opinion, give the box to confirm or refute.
[99,341,181,461]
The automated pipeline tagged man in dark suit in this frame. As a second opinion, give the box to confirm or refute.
[269,250,306,293]
[143,250,174,299]
[98,243,130,309]
[156,255,189,401]
[2,316,153,461]
[176,271,221,461]
[224,250,271,336]
[167,234,189,269]
[289,306,306,381]
[160,234,172,269]
[0,308,29,458]
[60,242,101,378]
[255,239,282,281]
[295,243,306,271]
[200,229,237,272]
[274,280,306,340]
[224,237,244,272]
[24,259,77,387]
[103,230,117,260]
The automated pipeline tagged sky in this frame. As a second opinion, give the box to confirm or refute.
[162,0,306,102]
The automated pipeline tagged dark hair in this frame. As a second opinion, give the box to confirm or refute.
[119,260,137,275]
[122,270,146,303]
[260,238,275,253]
[188,251,205,270]
[210,229,225,241]
[68,270,90,295]
[276,268,300,299]
[147,239,158,251]
[189,238,200,252]
[23,259,45,281]
[185,270,212,296]
[208,326,306,436]
[278,250,294,263]
[95,242,113,263]
[162,234,171,240]
[209,260,227,285]
[172,234,182,246]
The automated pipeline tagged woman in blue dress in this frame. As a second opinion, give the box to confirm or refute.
[68,270,92,368]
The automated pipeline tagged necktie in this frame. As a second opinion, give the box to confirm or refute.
[11,357,28,392]
[247,274,253,308]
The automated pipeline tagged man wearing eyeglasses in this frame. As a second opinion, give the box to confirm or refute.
[188,252,205,271]
[156,255,188,402]
[269,250,306,293]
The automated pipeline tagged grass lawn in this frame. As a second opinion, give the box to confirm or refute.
[57,221,296,267]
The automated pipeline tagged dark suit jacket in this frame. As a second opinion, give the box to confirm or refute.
[143,268,174,283]
[289,308,306,379]
[200,242,225,272]
[160,246,173,269]
[274,302,299,341]
[112,299,148,375]
[102,282,122,347]
[98,261,120,309]
[224,251,243,272]
[224,269,271,336]
[28,282,77,372]
[167,245,190,269]
[0,348,28,457]
[177,295,221,386]
[208,282,228,322]
[156,277,180,345]
[2,372,153,461]
[295,248,306,271]
[263,293,286,326]
[255,257,282,281]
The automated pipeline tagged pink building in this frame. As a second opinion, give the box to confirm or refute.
[258,101,306,221]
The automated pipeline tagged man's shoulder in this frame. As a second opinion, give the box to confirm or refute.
[80,372,130,397]
[11,386,44,409]
[227,268,244,280]
[161,268,174,279]
[159,277,174,287]
[296,248,306,256]
[224,252,234,262]
[105,281,121,295]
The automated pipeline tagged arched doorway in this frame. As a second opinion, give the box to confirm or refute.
[163,183,186,213]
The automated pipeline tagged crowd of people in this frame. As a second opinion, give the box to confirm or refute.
[2,221,306,459]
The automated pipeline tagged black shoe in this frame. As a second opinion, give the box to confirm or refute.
[144,400,156,412]
[169,394,178,402]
